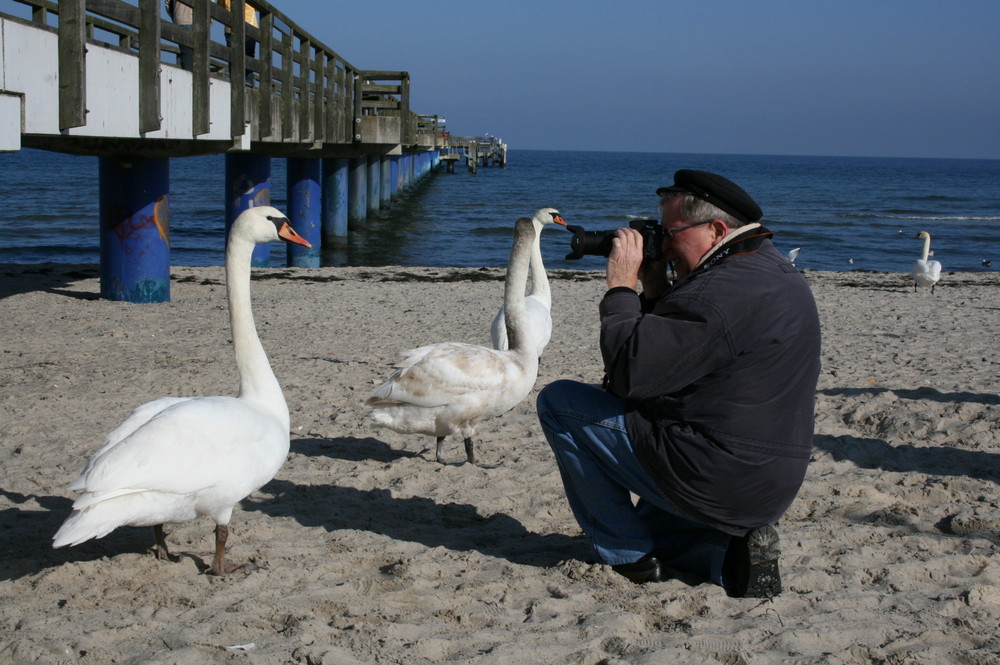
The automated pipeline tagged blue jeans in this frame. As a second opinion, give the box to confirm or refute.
[537,379,730,585]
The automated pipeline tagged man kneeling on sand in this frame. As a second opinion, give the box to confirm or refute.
[537,170,821,597]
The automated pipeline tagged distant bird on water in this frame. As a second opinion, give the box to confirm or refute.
[911,230,942,293]
[52,206,312,575]
[786,247,800,266]
[367,216,542,465]
[983,259,992,269]
[490,207,567,357]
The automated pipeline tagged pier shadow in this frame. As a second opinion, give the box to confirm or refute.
[274,434,582,566]
[244,478,581,569]
[814,434,1000,483]
[0,264,100,300]
[820,386,1000,406]
[0,487,159,581]
[291,434,421,464]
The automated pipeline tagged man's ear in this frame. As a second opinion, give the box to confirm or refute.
[710,219,729,241]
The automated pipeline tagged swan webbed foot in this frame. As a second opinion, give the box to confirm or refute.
[435,436,447,464]
[153,524,180,563]
[207,560,259,576]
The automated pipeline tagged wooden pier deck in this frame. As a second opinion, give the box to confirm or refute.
[0,0,505,162]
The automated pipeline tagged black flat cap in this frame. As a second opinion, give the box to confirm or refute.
[656,170,762,223]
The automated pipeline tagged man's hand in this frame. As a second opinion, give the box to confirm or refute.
[606,227,645,290]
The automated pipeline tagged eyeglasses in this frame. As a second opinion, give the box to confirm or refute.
[663,219,715,240]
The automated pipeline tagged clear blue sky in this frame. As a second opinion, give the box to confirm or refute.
[279,0,998,159]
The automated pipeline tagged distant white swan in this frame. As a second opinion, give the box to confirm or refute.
[490,207,566,357]
[786,247,800,266]
[367,216,541,465]
[53,206,311,575]
[911,230,942,293]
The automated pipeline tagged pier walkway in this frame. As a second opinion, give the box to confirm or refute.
[0,0,507,301]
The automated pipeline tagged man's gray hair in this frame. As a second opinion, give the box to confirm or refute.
[659,192,745,228]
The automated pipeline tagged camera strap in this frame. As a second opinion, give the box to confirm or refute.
[690,224,773,277]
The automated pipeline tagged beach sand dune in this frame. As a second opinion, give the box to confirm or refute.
[1,264,998,664]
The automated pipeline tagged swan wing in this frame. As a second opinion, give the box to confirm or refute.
[911,259,942,286]
[70,396,288,508]
[395,342,468,368]
[368,344,518,408]
[69,397,193,490]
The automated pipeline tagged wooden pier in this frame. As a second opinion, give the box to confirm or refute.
[0,0,506,301]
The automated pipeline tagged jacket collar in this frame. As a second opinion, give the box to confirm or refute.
[690,223,773,273]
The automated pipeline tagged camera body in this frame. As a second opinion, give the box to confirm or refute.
[565,219,665,261]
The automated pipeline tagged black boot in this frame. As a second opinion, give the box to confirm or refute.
[723,525,782,598]
[612,553,663,584]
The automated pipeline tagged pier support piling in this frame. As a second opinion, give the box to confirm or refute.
[321,157,349,245]
[380,156,392,209]
[286,157,321,268]
[389,155,400,200]
[225,153,272,267]
[366,155,381,217]
[348,157,367,227]
[98,156,171,303]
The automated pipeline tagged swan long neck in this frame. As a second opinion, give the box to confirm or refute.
[527,223,551,308]
[226,235,289,425]
[504,220,538,359]
[920,234,931,261]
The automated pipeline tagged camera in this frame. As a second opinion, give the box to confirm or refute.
[565,219,665,261]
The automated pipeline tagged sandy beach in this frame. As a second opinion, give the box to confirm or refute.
[1,263,999,664]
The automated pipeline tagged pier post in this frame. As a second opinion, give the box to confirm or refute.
[225,153,272,267]
[348,156,367,226]
[389,155,400,200]
[366,155,380,217]
[399,153,410,191]
[98,156,171,303]
[286,157,321,268]
[380,156,392,209]
[321,157,349,245]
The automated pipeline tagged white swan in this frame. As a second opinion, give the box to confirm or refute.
[52,206,311,575]
[367,216,541,465]
[911,230,942,293]
[490,207,567,357]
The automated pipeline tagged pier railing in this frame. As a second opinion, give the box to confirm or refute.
[0,0,457,156]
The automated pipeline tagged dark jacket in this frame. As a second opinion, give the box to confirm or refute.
[599,227,821,536]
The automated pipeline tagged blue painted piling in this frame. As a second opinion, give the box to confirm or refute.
[389,155,400,200]
[397,154,407,192]
[348,157,367,226]
[380,156,392,209]
[321,157,349,244]
[366,155,381,216]
[286,158,321,268]
[225,153,272,267]
[98,156,171,303]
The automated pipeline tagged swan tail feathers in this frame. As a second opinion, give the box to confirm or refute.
[52,509,123,548]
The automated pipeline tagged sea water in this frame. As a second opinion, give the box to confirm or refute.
[1,148,997,273]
